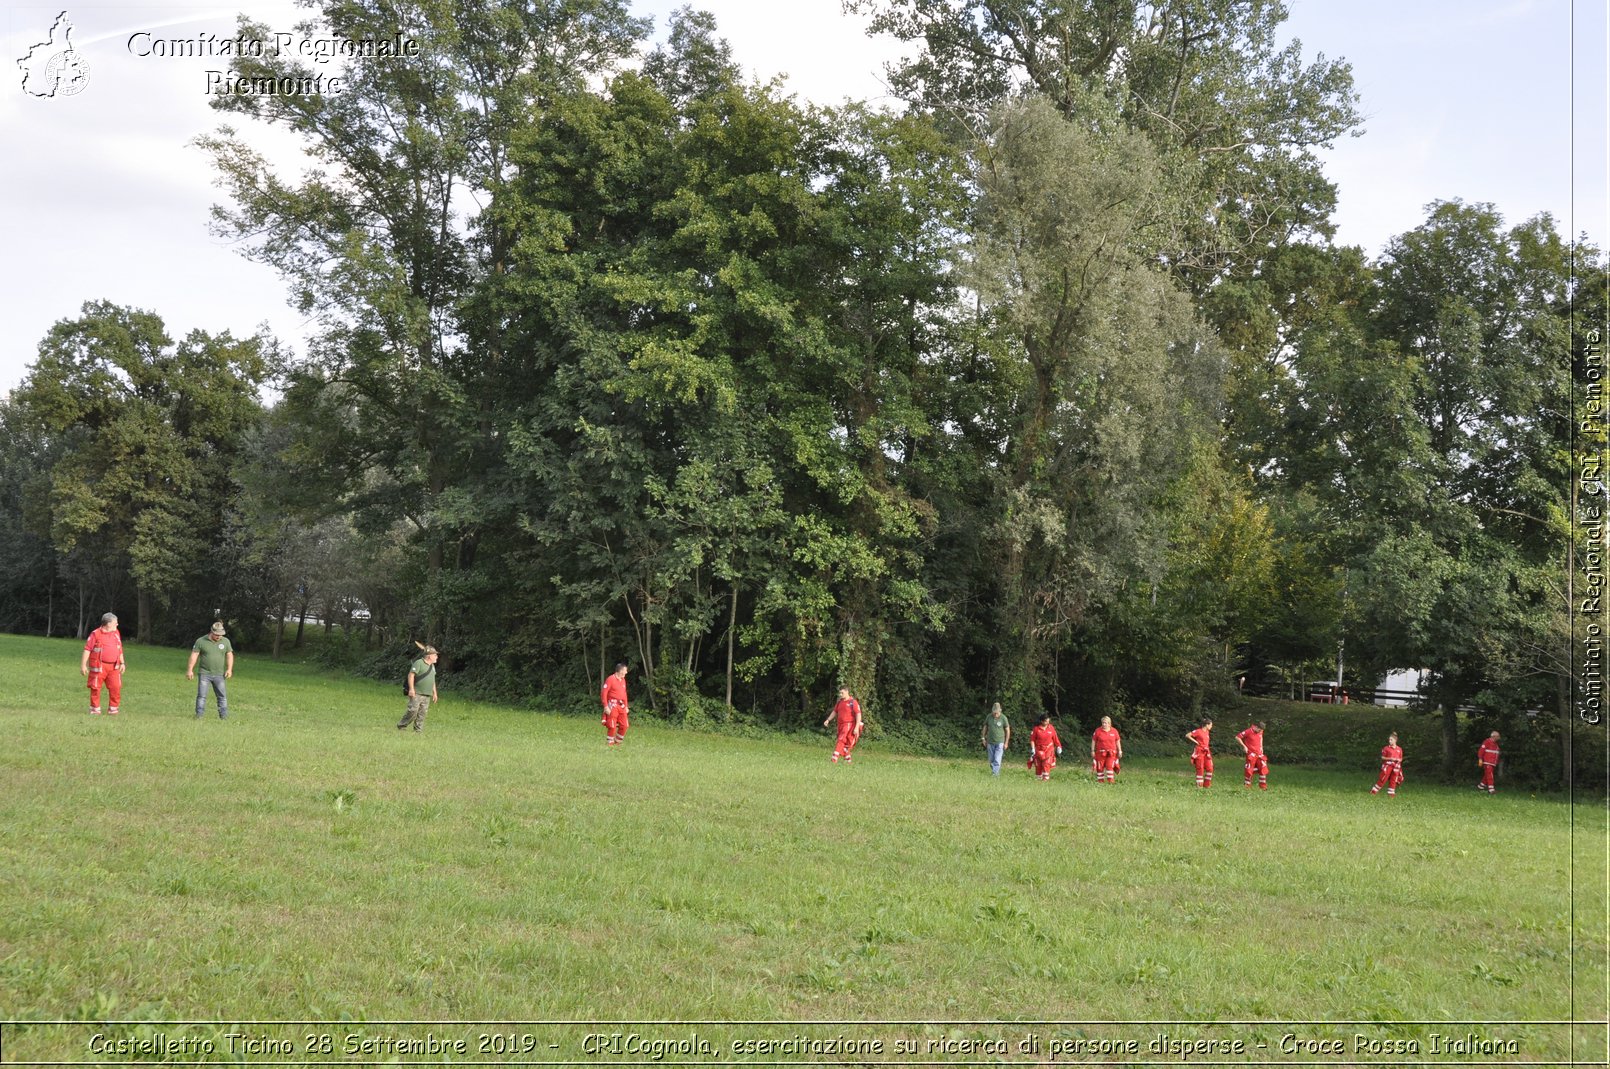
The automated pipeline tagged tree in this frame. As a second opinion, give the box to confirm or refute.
[1267,203,1580,776]
[963,97,1223,712]
[199,0,651,649]
[14,302,270,641]
[847,0,1361,283]
[0,400,62,634]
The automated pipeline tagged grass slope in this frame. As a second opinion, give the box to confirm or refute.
[0,635,1604,1064]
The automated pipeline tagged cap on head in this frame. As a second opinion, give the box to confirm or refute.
[424,645,439,656]
[210,621,226,635]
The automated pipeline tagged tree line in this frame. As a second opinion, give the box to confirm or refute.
[2,0,1602,785]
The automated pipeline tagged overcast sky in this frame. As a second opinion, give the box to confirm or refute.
[2,0,1605,397]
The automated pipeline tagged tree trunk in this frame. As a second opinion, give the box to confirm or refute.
[1439,684,1462,781]
[137,587,152,643]
[725,581,738,714]
[294,597,309,648]
[1559,672,1572,790]
[273,593,289,659]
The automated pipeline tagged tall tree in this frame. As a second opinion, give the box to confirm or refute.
[14,302,270,641]
[965,97,1223,712]
[847,0,1360,283]
[199,0,651,647]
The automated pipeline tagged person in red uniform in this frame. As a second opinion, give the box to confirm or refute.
[823,687,864,763]
[1186,718,1213,788]
[600,662,629,745]
[1476,730,1501,794]
[80,612,126,715]
[1027,714,1062,780]
[1371,732,1404,796]
[1091,715,1121,783]
[1236,720,1269,790]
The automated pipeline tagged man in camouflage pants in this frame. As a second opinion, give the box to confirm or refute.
[398,646,439,732]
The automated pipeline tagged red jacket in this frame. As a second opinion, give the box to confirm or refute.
[1188,727,1211,754]
[1477,738,1500,767]
[1380,744,1403,766]
[834,697,861,726]
[1092,726,1120,753]
[1236,726,1264,756]
[1031,724,1061,753]
[600,674,628,712]
[84,627,124,671]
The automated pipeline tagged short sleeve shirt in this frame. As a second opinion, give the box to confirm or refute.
[192,635,233,674]
[984,713,1010,745]
[411,658,436,695]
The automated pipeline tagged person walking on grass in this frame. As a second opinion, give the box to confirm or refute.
[825,687,864,763]
[398,645,439,733]
[1027,713,1061,781]
[601,661,630,745]
[1187,718,1214,788]
[1371,732,1404,796]
[1091,715,1121,783]
[981,702,1011,775]
[1236,720,1268,790]
[1476,731,1501,794]
[186,621,234,719]
[81,612,125,716]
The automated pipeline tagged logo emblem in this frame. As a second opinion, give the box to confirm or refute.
[18,11,90,98]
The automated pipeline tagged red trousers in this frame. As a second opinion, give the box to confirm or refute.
[1093,749,1119,782]
[1192,750,1213,787]
[1373,763,1403,792]
[833,722,860,760]
[1029,746,1057,778]
[604,700,628,740]
[1244,753,1268,788]
[88,668,122,713]
[1479,763,1496,792]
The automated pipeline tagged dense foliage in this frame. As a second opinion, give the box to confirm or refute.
[2,0,1599,785]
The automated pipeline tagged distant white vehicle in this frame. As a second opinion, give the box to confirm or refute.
[1373,669,1427,708]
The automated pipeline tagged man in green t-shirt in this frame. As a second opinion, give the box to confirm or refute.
[398,646,439,732]
[186,621,235,719]
[982,702,1011,775]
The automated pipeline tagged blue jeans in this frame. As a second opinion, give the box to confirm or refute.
[196,674,227,718]
[987,742,1005,775]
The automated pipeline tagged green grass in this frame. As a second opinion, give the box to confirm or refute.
[0,634,1605,1064]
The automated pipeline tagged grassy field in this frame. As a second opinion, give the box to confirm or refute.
[0,634,1605,1065]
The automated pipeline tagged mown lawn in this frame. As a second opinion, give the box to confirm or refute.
[0,635,1604,1064]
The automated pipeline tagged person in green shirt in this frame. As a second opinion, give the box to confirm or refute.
[398,646,439,732]
[186,621,234,719]
[981,702,1011,775]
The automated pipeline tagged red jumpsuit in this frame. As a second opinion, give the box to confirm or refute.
[85,627,125,714]
[1091,726,1121,783]
[1477,737,1500,793]
[831,697,862,762]
[1188,727,1213,787]
[600,673,629,743]
[1372,744,1404,795]
[1236,725,1268,790]
[1028,723,1061,780]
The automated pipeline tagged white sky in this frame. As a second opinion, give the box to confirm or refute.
[1,0,1605,397]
